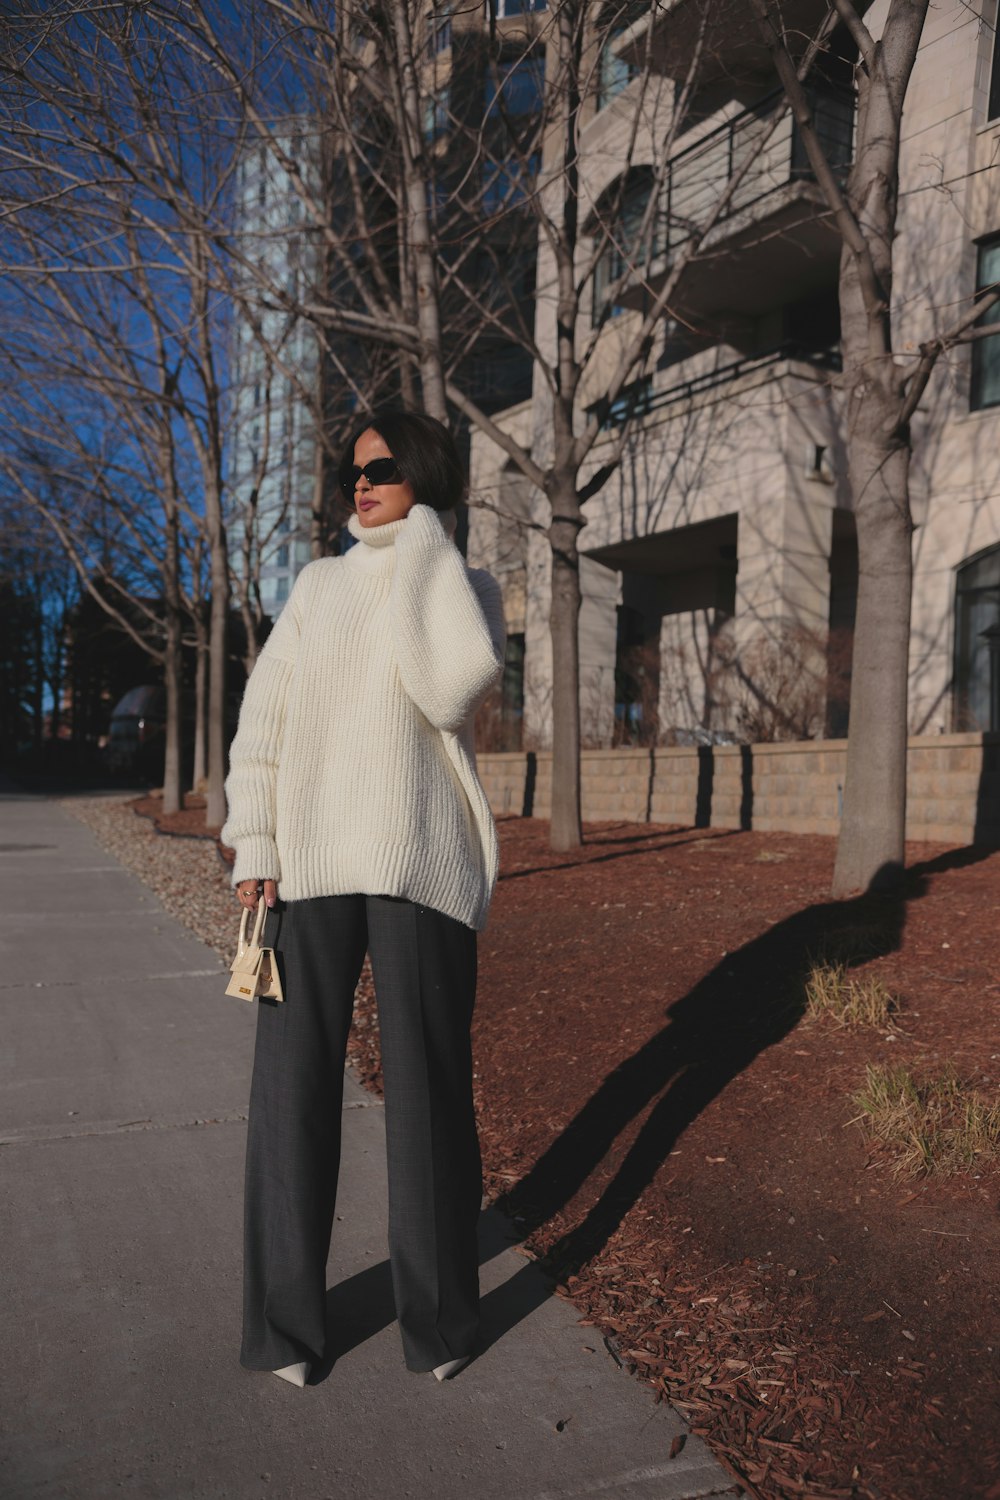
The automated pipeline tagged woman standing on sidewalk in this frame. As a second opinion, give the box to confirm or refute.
[220,411,506,1388]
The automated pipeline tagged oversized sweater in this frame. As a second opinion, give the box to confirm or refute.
[220,504,506,932]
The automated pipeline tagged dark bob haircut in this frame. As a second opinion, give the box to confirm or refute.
[337,409,466,514]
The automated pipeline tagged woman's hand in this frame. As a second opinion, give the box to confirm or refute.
[236,879,278,912]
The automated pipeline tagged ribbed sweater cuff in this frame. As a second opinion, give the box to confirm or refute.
[229,835,281,887]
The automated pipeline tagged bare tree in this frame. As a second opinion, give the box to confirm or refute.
[748,0,1000,894]
[0,4,263,821]
[192,0,834,850]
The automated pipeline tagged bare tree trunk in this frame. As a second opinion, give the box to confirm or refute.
[310,419,328,560]
[833,426,912,892]
[750,0,929,895]
[826,0,926,893]
[33,605,44,754]
[386,0,447,420]
[548,492,583,851]
[192,618,207,791]
[161,504,184,814]
[205,479,229,829]
[546,0,585,850]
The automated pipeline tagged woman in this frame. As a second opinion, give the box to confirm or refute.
[221,411,506,1389]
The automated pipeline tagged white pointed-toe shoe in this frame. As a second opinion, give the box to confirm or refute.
[432,1355,471,1382]
[273,1361,310,1388]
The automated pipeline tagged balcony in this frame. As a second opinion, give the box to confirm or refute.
[616,0,836,90]
[610,85,854,323]
[592,341,842,432]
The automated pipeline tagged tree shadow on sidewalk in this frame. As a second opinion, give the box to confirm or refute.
[493,845,991,1286]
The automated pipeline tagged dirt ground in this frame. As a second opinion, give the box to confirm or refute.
[143,796,1000,1500]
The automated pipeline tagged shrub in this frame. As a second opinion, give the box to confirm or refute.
[804,963,899,1030]
[851,1064,1000,1177]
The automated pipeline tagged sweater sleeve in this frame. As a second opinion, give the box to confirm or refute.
[220,563,314,885]
[390,504,506,733]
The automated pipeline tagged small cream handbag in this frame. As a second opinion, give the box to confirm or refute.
[226,901,284,1003]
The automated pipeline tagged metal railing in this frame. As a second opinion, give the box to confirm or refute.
[651,341,841,412]
[595,341,841,428]
[662,84,855,253]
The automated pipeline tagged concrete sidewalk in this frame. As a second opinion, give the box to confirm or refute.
[0,788,738,1500]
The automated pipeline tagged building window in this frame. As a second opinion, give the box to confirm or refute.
[591,374,653,430]
[275,575,290,604]
[485,55,545,118]
[493,0,547,16]
[422,85,451,141]
[971,236,1000,410]
[597,43,634,108]
[430,4,452,53]
[954,545,1000,731]
[989,9,1000,121]
[481,151,540,213]
[595,1,644,110]
[277,544,289,568]
[593,168,655,321]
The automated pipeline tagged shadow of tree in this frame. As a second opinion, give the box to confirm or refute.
[495,844,991,1283]
[499,826,741,882]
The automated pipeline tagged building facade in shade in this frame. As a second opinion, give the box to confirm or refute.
[467,0,1000,752]
[226,129,321,620]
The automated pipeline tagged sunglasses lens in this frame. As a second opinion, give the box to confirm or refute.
[341,457,402,497]
[367,458,399,484]
[341,456,401,498]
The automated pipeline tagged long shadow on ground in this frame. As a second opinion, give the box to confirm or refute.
[494,845,991,1284]
[315,846,991,1369]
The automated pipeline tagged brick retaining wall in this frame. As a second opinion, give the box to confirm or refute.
[476,733,1000,845]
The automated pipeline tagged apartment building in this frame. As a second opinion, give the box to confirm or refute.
[468,0,1000,751]
[226,130,320,619]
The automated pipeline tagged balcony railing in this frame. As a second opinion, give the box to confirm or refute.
[593,341,841,429]
[662,84,855,253]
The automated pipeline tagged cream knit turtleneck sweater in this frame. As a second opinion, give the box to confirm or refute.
[220,504,506,932]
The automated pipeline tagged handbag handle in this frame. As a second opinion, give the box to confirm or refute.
[236,898,267,957]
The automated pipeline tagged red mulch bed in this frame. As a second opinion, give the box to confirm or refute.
[149,803,1000,1500]
[132,790,223,839]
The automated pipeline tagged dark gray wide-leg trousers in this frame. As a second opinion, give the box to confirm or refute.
[240,893,481,1374]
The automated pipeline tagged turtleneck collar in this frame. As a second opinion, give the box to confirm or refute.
[346,512,408,550]
[344,507,458,574]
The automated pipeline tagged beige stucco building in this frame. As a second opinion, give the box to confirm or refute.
[468,0,1000,754]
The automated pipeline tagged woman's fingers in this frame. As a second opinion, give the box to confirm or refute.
[237,880,262,910]
[237,878,278,910]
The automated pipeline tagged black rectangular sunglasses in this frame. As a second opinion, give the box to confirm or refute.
[340,457,403,495]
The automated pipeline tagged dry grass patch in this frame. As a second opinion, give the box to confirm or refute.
[851,1063,1000,1177]
[804,962,899,1031]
